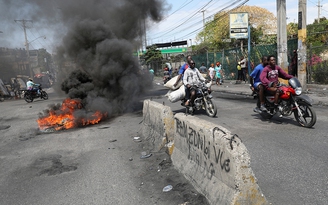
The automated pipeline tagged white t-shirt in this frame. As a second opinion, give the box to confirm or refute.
[208,67,215,76]
[240,58,246,69]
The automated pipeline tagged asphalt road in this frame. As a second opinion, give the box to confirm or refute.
[151,84,328,205]
[0,91,209,205]
[1,83,327,205]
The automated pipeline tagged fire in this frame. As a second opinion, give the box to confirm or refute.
[37,98,107,131]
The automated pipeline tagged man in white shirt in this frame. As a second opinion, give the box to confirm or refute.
[183,60,206,106]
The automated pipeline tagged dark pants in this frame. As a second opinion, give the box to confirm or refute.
[241,68,247,81]
[237,70,243,80]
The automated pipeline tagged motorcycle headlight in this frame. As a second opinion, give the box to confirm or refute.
[295,87,302,95]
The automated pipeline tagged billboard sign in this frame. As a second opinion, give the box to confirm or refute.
[230,12,248,39]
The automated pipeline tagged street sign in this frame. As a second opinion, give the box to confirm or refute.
[230,13,249,39]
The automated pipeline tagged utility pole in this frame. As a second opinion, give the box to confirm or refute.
[317,0,322,23]
[15,19,33,78]
[298,0,307,88]
[276,0,288,83]
[143,18,147,51]
[200,10,206,41]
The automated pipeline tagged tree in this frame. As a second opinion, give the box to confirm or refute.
[143,45,163,74]
[287,22,298,39]
[195,5,277,51]
[307,17,328,48]
[143,45,162,64]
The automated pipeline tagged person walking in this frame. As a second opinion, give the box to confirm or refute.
[208,63,215,84]
[214,62,222,86]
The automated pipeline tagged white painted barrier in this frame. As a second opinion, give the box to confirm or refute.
[142,100,268,205]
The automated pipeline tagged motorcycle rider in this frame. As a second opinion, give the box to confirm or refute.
[26,78,40,95]
[260,55,294,111]
[183,60,206,108]
[250,56,268,112]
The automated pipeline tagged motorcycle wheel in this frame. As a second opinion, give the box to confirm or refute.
[205,99,217,117]
[293,101,317,128]
[24,93,33,103]
[41,91,49,100]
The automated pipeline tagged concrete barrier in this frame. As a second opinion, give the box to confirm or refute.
[142,100,268,205]
[142,100,175,152]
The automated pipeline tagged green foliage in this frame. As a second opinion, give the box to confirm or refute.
[287,22,298,39]
[194,5,277,53]
[312,61,328,84]
[143,45,162,64]
[307,17,328,54]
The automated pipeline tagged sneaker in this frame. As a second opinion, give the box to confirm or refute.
[260,105,267,112]
[253,107,261,113]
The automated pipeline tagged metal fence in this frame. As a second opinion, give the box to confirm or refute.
[190,39,298,80]
[147,39,328,84]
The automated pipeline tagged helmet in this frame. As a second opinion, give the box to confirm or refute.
[29,78,33,81]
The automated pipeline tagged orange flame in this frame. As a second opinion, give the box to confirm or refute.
[37,98,107,131]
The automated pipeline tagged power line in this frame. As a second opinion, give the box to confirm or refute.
[179,0,249,40]
[150,1,213,39]
[149,0,247,43]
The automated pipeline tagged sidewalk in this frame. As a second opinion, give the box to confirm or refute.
[210,80,328,106]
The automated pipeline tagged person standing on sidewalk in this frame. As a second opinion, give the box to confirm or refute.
[236,62,242,83]
[199,63,207,74]
[250,56,268,112]
[240,56,247,83]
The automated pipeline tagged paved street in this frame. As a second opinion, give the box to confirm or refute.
[153,77,328,205]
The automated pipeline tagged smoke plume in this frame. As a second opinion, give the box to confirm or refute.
[1,0,166,118]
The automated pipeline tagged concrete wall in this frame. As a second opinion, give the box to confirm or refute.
[142,100,268,205]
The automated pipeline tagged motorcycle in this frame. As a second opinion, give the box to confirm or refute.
[182,82,217,117]
[254,77,316,128]
[163,69,171,84]
[24,84,49,103]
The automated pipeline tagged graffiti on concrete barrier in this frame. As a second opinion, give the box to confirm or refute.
[175,118,230,179]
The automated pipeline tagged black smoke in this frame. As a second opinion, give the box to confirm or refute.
[55,0,165,116]
[1,0,166,118]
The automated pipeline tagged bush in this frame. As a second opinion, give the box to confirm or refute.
[312,61,328,84]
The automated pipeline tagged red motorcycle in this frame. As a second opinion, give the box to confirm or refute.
[254,78,316,128]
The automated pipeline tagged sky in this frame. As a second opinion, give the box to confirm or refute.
[146,0,328,46]
[0,0,327,53]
